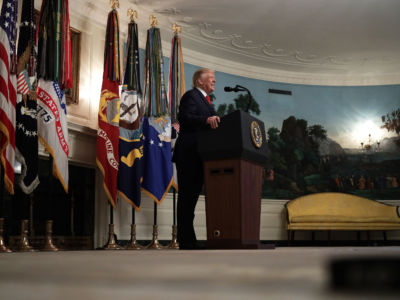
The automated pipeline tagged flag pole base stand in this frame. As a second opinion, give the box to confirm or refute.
[146,225,164,250]
[167,225,179,249]
[0,218,12,253]
[16,220,36,252]
[125,224,143,250]
[102,224,122,250]
[42,220,59,251]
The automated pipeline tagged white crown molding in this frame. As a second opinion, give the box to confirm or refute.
[181,46,400,86]
[154,6,400,86]
[66,1,400,86]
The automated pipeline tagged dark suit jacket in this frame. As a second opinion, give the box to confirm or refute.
[172,88,216,163]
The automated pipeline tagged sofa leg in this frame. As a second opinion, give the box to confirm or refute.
[287,230,291,245]
[311,231,315,241]
[383,231,387,242]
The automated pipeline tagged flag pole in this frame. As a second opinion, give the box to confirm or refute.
[16,219,36,252]
[102,203,121,250]
[69,192,75,236]
[167,187,179,249]
[125,206,142,249]
[42,155,59,251]
[0,164,11,252]
[121,8,143,251]
[146,201,163,249]
[29,193,35,237]
[0,163,5,217]
[98,0,122,251]
[167,24,182,249]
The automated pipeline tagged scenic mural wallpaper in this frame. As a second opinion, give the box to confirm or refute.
[211,81,400,200]
[180,64,400,201]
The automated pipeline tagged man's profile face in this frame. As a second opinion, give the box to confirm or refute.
[198,72,216,94]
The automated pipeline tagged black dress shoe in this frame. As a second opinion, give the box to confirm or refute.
[179,242,206,250]
[179,242,196,250]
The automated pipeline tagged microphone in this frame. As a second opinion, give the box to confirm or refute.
[224,86,243,92]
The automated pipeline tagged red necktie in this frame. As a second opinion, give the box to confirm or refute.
[206,95,211,105]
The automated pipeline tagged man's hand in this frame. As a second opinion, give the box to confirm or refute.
[206,116,220,129]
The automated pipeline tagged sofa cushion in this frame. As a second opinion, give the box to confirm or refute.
[287,222,400,230]
[286,193,400,223]
[291,215,400,223]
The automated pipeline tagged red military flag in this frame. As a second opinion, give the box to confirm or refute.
[96,8,121,207]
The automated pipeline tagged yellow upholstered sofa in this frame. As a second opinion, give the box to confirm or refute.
[286,192,400,241]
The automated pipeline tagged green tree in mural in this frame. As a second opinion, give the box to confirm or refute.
[215,93,260,117]
[382,108,400,135]
[267,127,287,172]
[308,124,327,140]
[274,116,329,194]
[307,124,327,158]
[234,94,260,115]
[209,93,216,103]
[215,103,227,116]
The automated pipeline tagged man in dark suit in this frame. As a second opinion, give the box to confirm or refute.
[172,68,220,249]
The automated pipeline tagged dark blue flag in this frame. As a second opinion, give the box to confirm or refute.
[117,20,143,210]
[141,116,173,203]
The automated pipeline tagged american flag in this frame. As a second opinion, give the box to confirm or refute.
[17,71,30,95]
[0,0,18,194]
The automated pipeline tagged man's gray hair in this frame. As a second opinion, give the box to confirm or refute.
[192,68,214,88]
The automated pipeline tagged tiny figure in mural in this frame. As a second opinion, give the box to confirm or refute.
[334,175,343,191]
[386,175,393,188]
[367,177,374,190]
[358,175,366,190]
[392,176,399,188]
[379,175,386,190]
[267,169,274,181]
[349,175,355,188]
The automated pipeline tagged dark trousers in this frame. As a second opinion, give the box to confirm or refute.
[176,152,204,245]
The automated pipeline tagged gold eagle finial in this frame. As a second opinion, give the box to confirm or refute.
[110,0,119,10]
[172,23,182,35]
[127,9,138,22]
[149,15,158,27]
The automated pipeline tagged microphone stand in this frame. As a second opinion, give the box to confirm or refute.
[233,85,253,113]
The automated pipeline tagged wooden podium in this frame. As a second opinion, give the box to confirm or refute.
[198,110,274,249]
